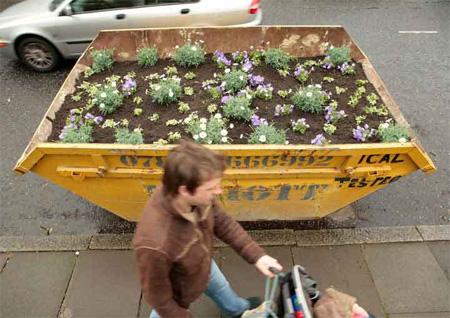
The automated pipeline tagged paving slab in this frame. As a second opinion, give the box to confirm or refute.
[292,245,385,317]
[363,242,450,314]
[89,234,133,250]
[139,252,221,318]
[295,227,422,246]
[0,251,76,318]
[427,241,450,280]
[389,313,450,318]
[60,250,141,318]
[220,246,294,299]
[0,252,9,271]
[0,235,91,252]
[417,225,450,241]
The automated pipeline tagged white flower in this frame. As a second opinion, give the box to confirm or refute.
[208,140,212,144]
[169,90,174,97]
[184,117,191,124]
[112,82,117,87]
[399,137,407,143]
[191,46,197,51]
[220,129,228,136]
[221,137,228,143]
[200,123,207,130]
[240,134,244,139]
[154,85,161,91]
[306,92,313,97]
[92,98,97,103]
[239,76,244,81]
[213,73,217,78]
[250,45,254,50]
[229,123,234,129]
[175,45,179,49]
[199,40,204,43]
[113,90,119,94]
[240,106,245,110]
[288,89,292,93]
[133,128,141,133]
[315,84,321,88]
[193,134,199,140]
[259,135,267,143]
[199,131,207,139]
[380,123,389,130]
[200,117,208,124]
[225,68,231,73]
[246,94,252,99]
[100,92,107,98]
[214,113,222,119]
[285,141,289,145]
[99,103,105,109]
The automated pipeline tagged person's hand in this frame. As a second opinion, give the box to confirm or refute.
[255,255,283,277]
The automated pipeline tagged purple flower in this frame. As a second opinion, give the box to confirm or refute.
[70,109,76,115]
[324,62,332,69]
[242,59,253,71]
[122,77,137,96]
[325,106,346,124]
[221,95,234,104]
[248,74,264,86]
[94,116,103,125]
[311,134,328,146]
[294,66,307,77]
[85,113,95,119]
[79,120,84,126]
[70,116,76,122]
[250,114,268,127]
[353,124,375,142]
[215,50,231,66]
[232,51,240,59]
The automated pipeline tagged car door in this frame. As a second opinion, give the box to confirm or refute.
[52,0,199,57]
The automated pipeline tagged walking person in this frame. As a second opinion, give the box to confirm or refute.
[133,140,283,318]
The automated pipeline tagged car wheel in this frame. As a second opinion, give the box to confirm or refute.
[17,37,61,72]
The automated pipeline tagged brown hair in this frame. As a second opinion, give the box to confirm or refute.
[162,140,226,196]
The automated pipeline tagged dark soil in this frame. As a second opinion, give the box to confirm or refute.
[48,54,391,144]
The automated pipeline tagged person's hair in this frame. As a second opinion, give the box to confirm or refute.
[162,140,226,196]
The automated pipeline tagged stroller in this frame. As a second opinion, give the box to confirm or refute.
[242,265,375,318]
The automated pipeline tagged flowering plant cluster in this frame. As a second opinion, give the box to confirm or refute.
[291,84,327,113]
[363,105,389,116]
[248,124,287,144]
[178,102,190,113]
[167,131,182,142]
[184,71,196,80]
[376,122,409,143]
[115,127,144,144]
[291,118,309,134]
[90,49,114,73]
[172,43,205,67]
[122,76,137,96]
[274,104,294,117]
[221,70,248,93]
[311,134,330,146]
[150,78,181,105]
[353,124,375,142]
[366,93,379,106]
[248,74,265,87]
[325,46,351,67]
[90,83,124,115]
[185,114,230,144]
[213,50,231,68]
[255,84,273,100]
[250,114,268,127]
[137,46,158,67]
[338,62,356,75]
[223,96,255,121]
[59,109,103,143]
[324,105,346,124]
[277,89,291,98]
[293,65,310,84]
[323,123,337,135]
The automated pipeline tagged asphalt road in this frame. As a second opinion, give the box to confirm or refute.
[1,0,448,236]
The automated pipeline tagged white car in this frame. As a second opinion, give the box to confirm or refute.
[0,0,262,72]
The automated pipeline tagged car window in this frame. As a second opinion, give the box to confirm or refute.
[50,0,65,11]
[71,0,153,13]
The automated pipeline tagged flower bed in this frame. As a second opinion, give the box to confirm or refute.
[48,44,409,145]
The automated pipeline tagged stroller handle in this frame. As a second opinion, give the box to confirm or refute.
[269,267,283,276]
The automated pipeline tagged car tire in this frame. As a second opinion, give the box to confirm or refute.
[17,37,61,72]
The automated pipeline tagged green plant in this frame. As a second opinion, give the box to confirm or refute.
[90,83,124,115]
[356,79,368,87]
[335,86,347,95]
[363,105,389,116]
[248,124,287,144]
[184,86,194,96]
[133,96,143,105]
[101,119,117,128]
[185,116,229,144]
[277,90,290,98]
[291,85,327,113]
[323,123,337,135]
[264,48,291,70]
[326,46,351,66]
[115,127,144,144]
[149,113,160,121]
[184,71,196,80]
[166,119,179,126]
[291,118,310,134]
[151,78,182,105]
[303,60,317,68]
[168,131,182,142]
[207,104,218,113]
[249,49,264,65]
[255,84,273,101]
[209,87,222,100]
[278,69,290,77]
[323,76,334,83]
[90,49,114,73]
[137,46,158,67]
[72,92,82,102]
[60,125,93,143]
[172,43,205,67]
[348,92,362,108]
[134,108,143,116]
[355,115,367,125]
[366,93,379,106]
[84,66,94,78]
[165,65,178,76]
[178,102,190,113]
[223,96,255,121]
[153,139,168,146]
[222,70,248,93]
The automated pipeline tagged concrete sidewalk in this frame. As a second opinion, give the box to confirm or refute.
[1,226,449,318]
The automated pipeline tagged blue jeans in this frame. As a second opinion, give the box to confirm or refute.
[150,260,249,317]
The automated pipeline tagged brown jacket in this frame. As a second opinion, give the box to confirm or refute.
[132,186,266,318]
[313,288,357,318]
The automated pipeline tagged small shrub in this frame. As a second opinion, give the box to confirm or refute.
[172,43,205,67]
[60,125,93,143]
[185,115,230,144]
[353,124,375,142]
[178,102,190,114]
[133,108,143,116]
[264,48,291,70]
[184,86,194,96]
[325,46,351,66]
[366,93,379,106]
[291,118,310,134]
[311,134,330,146]
[222,70,248,93]
[377,123,410,142]
[91,84,124,115]
[274,104,294,117]
[248,124,287,144]
[151,78,182,105]
[115,127,144,144]
[323,123,337,135]
[137,46,158,67]
[90,49,114,73]
[184,71,196,80]
[168,131,182,142]
[223,96,254,121]
[255,84,273,101]
[149,113,160,121]
[291,85,327,113]
[293,66,309,84]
